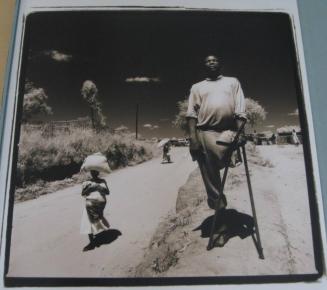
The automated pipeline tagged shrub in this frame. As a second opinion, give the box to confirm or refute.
[16,127,154,186]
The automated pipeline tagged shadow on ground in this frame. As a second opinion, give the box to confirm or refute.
[83,229,122,252]
[95,229,122,248]
[193,209,254,247]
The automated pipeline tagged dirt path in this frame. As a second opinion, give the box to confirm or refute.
[7,147,197,277]
[136,145,317,277]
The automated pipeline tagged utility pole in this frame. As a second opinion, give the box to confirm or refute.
[135,103,139,139]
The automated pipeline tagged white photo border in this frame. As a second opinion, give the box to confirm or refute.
[0,0,326,289]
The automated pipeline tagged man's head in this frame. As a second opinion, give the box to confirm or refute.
[204,55,222,78]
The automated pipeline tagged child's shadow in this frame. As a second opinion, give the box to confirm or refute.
[194,209,254,247]
[95,229,122,248]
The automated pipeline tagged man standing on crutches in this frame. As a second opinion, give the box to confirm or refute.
[186,55,263,257]
[186,54,246,211]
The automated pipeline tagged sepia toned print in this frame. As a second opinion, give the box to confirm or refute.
[3,8,323,286]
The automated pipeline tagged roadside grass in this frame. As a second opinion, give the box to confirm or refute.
[15,127,157,202]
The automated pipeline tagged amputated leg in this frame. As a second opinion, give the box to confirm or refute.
[197,154,226,210]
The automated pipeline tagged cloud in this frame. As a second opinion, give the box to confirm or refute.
[288,108,299,116]
[143,123,159,130]
[114,125,129,132]
[266,125,275,128]
[43,50,72,62]
[125,76,161,83]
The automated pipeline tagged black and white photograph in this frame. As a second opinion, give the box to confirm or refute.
[0,1,325,287]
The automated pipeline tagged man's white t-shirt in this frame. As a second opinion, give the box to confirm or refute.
[186,75,246,131]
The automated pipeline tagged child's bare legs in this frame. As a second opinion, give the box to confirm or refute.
[83,234,96,251]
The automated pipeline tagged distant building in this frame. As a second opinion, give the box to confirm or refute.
[246,131,273,145]
[246,130,302,145]
[276,126,302,145]
[276,132,302,145]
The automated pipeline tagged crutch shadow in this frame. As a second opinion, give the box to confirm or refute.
[94,229,122,248]
[193,209,254,248]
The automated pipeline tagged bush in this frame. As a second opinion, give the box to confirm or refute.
[17,127,154,186]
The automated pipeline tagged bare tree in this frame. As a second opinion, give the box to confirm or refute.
[81,80,106,130]
[22,81,52,123]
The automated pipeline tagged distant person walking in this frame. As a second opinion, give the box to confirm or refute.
[186,54,246,211]
[270,133,277,145]
[162,142,172,163]
[80,154,111,251]
[291,129,300,146]
[253,130,258,145]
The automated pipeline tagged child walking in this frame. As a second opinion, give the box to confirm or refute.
[80,153,111,251]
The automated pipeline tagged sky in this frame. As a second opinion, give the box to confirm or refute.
[21,10,302,138]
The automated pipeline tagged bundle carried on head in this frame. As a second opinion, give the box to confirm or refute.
[81,152,111,173]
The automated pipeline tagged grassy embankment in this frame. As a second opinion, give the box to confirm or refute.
[15,126,157,202]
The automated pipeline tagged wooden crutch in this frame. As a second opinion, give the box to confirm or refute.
[206,118,264,259]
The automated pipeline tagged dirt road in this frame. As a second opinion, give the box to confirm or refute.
[7,147,197,277]
[156,145,317,277]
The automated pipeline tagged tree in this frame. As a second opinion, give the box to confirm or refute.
[22,81,52,123]
[172,99,189,134]
[81,80,106,130]
[245,98,267,129]
[173,97,267,134]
